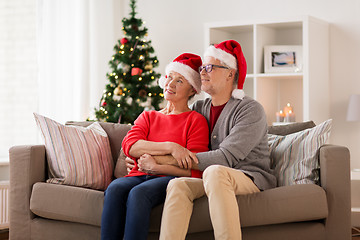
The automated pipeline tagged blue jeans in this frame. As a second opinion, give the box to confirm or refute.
[101,175,175,240]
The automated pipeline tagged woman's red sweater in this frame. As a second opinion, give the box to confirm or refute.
[122,110,209,178]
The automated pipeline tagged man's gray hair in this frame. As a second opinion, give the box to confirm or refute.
[220,60,238,87]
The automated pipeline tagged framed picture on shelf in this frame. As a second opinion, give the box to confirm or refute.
[264,45,303,73]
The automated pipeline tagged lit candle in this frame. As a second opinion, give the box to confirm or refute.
[283,103,293,115]
[285,110,296,122]
[276,110,285,122]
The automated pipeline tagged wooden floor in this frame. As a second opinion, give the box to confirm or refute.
[353,227,360,239]
[0,229,8,240]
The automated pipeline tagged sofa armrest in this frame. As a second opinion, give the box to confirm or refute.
[319,144,351,240]
[9,145,46,240]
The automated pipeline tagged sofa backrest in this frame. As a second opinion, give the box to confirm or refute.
[268,121,315,136]
[64,120,316,165]
[66,121,131,164]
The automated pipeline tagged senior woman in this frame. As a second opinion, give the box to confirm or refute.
[101,53,209,240]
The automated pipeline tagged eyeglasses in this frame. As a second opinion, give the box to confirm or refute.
[199,64,229,73]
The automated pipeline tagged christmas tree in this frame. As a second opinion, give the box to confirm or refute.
[94,0,163,124]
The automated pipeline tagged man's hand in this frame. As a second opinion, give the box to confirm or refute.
[125,157,135,174]
[170,143,198,169]
[138,154,157,174]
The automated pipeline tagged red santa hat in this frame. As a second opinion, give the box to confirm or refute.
[159,53,202,93]
[204,40,247,99]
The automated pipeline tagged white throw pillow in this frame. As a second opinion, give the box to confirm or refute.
[34,113,113,190]
[268,119,332,186]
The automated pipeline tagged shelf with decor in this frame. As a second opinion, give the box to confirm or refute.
[204,16,329,125]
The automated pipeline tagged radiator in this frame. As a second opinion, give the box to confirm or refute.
[0,181,9,229]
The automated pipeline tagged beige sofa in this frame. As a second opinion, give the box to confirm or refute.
[9,121,351,240]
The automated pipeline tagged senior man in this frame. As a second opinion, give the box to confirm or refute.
[130,40,276,240]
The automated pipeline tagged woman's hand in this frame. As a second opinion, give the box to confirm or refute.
[138,154,157,174]
[125,157,135,174]
[169,142,198,169]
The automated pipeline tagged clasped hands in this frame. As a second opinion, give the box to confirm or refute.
[126,142,198,174]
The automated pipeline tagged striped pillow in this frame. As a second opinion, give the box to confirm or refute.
[34,113,113,190]
[268,119,332,186]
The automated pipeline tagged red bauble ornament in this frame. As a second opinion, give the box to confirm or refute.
[101,101,107,107]
[120,38,129,45]
[131,67,143,76]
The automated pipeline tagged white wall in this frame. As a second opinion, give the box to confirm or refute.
[128,0,360,169]
[0,0,125,161]
[2,0,360,169]
[37,0,125,123]
[0,0,38,160]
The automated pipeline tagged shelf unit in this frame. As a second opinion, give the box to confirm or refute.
[204,16,329,125]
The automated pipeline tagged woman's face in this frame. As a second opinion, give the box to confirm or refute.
[164,71,195,102]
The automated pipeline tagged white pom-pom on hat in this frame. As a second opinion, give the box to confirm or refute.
[158,75,167,89]
[232,89,245,99]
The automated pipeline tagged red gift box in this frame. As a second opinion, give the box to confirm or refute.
[131,67,143,76]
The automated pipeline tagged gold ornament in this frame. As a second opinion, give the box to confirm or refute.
[144,62,153,71]
[114,86,123,96]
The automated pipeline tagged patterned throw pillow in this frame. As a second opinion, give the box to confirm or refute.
[268,119,332,186]
[34,113,113,190]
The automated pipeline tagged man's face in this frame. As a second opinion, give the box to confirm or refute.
[200,56,231,96]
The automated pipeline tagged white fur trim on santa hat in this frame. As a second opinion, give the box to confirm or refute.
[232,89,245,100]
[158,76,166,89]
[165,62,201,93]
[204,45,237,70]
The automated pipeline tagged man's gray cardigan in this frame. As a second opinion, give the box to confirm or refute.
[192,96,276,191]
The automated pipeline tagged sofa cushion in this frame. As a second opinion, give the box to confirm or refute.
[30,182,104,227]
[30,182,327,232]
[183,183,328,233]
[268,119,332,186]
[236,184,328,227]
[66,121,131,165]
[114,149,128,178]
[34,114,113,190]
[185,184,328,232]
